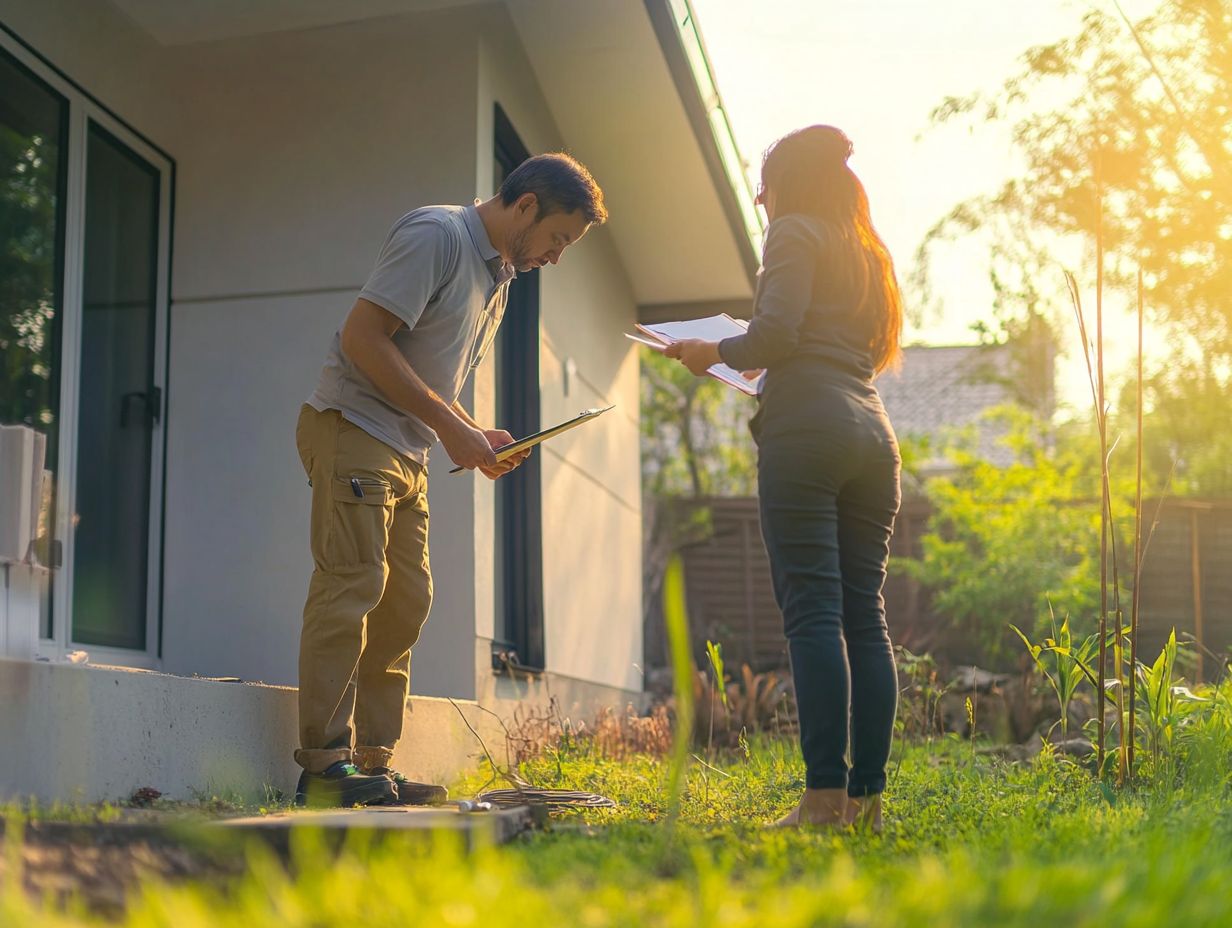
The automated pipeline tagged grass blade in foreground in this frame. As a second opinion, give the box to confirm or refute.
[662,554,694,826]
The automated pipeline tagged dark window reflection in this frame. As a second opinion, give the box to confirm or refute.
[71,124,159,651]
[0,49,68,639]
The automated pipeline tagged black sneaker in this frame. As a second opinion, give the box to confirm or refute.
[294,761,397,808]
[365,766,448,806]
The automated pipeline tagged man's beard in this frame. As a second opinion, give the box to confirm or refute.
[509,224,538,272]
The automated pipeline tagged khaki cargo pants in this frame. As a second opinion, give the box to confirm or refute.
[294,404,432,774]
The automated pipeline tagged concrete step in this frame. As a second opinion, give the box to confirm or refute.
[0,656,505,804]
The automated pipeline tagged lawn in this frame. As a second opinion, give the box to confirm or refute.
[5,731,1231,927]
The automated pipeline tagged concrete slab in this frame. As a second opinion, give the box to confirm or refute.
[0,657,506,804]
[212,804,540,850]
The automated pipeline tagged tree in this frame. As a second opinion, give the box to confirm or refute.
[916,0,1231,492]
[1,121,61,430]
[640,350,758,666]
[640,350,757,499]
[897,405,1134,663]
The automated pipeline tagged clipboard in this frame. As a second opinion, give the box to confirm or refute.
[626,314,760,396]
[624,332,668,352]
[448,405,615,474]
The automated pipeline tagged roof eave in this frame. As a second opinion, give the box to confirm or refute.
[641,0,762,299]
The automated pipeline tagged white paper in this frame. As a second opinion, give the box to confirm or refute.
[630,314,758,396]
[624,332,667,352]
[640,314,748,344]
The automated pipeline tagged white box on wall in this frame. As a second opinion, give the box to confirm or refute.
[0,424,47,564]
[0,424,50,660]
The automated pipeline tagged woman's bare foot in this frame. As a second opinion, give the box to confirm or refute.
[843,794,883,833]
[773,788,848,828]
[773,804,801,827]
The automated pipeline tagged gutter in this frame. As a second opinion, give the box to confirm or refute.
[643,0,764,289]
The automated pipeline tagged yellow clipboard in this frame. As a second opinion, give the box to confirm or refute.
[448,405,615,474]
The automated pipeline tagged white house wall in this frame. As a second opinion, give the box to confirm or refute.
[0,0,642,702]
[0,0,172,146]
[161,287,480,697]
[538,233,642,694]
[472,18,643,696]
[0,0,498,697]
[160,9,492,696]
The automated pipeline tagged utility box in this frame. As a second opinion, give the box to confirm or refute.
[1,424,51,659]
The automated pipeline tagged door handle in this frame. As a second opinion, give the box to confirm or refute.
[119,387,163,427]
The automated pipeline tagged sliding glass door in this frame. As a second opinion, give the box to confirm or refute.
[0,34,171,664]
[0,47,68,640]
[70,124,162,650]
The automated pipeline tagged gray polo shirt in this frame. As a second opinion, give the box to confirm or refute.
[307,204,515,465]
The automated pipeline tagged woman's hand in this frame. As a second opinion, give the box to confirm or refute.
[664,339,722,376]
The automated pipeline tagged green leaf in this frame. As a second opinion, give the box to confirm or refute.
[1172,687,1210,703]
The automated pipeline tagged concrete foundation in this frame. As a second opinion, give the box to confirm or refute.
[0,657,506,804]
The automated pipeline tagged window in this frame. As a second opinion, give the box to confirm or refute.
[1,45,68,641]
[71,123,162,650]
[0,30,171,666]
[491,104,544,672]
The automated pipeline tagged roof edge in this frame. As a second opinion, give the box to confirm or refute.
[643,0,762,288]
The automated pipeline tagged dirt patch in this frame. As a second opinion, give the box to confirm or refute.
[0,815,249,917]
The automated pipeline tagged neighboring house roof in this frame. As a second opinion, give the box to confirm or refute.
[876,344,1020,474]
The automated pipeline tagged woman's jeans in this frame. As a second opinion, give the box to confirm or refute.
[754,373,901,796]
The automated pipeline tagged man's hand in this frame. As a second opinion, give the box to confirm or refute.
[438,417,498,472]
[338,302,535,476]
[664,339,722,376]
[477,429,532,480]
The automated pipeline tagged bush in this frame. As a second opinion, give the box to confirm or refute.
[898,406,1133,663]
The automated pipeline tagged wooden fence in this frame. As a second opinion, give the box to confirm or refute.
[644,496,1232,680]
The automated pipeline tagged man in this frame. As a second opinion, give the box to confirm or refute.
[293,153,607,807]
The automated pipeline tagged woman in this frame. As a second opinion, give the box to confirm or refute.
[666,125,903,830]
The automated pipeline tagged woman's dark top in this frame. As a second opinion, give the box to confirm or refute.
[718,213,876,378]
[718,213,888,442]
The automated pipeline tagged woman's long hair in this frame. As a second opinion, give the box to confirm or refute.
[761,125,903,373]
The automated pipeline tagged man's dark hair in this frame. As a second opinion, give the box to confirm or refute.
[498,152,607,225]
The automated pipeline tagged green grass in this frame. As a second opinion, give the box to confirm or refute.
[5,735,1232,927]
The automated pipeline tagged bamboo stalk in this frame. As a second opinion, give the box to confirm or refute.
[1064,272,1096,410]
[1095,157,1109,775]
[1114,599,1127,785]
[1129,268,1143,778]
[1106,443,1127,784]
[1103,431,1126,783]
[1190,509,1206,683]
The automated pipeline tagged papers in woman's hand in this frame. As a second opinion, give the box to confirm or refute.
[624,332,668,352]
[627,314,761,396]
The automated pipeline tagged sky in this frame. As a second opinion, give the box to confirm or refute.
[691,0,1164,412]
